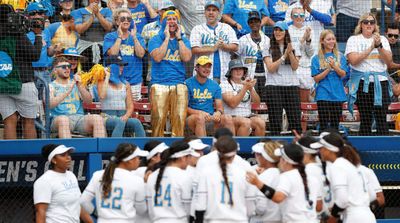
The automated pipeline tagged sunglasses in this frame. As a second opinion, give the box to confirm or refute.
[28,11,46,16]
[388,34,399,39]
[56,64,72,69]
[292,13,305,19]
[119,16,132,22]
[362,19,375,25]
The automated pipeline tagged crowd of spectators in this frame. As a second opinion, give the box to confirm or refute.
[0,0,400,139]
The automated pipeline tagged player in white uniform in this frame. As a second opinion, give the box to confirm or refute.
[193,136,257,222]
[247,143,312,223]
[250,141,281,223]
[34,144,93,223]
[310,132,376,223]
[80,143,148,223]
[184,137,210,179]
[146,140,198,223]
[190,1,238,83]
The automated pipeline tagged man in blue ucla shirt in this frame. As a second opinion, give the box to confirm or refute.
[127,0,158,33]
[148,10,192,137]
[185,56,235,137]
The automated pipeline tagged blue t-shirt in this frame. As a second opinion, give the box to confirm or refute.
[268,0,289,22]
[185,76,221,114]
[71,7,112,42]
[50,81,84,117]
[311,52,349,102]
[27,31,53,68]
[103,31,145,85]
[148,35,191,86]
[223,0,270,34]
[129,3,157,34]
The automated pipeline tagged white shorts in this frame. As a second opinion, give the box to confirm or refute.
[50,114,86,135]
[130,83,142,101]
[297,67,314,90]
[0,82,38,119]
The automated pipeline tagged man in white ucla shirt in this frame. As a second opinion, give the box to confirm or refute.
[190,0,239,84]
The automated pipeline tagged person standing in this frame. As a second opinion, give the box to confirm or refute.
[127,0,158,34]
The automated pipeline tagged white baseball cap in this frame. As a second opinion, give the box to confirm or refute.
[48,145,75,162]
[188,139,210,151]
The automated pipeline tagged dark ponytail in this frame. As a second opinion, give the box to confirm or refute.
[295,163,313,207]
[102,143,138,197]
[339,144,361,166]
[154,140,189,204]
[215,136,237,206]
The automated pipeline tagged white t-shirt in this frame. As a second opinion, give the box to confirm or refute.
[359,165,382,202]
[276,169,310,222]
[33,170,81,223]
[237,33,270,78]
[80,168,147,223]
[265,47,301,86]
[194,162,257,222]
[250,167,281,223]
[190,22,239,83]
[146,166,192,223]
[220,81,253,117]
[345,34,391,81]
[289,25,315,68]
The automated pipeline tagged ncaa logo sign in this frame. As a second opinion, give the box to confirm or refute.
[0,51,13,78]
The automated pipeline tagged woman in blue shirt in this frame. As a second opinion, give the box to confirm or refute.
[311,30,348,132]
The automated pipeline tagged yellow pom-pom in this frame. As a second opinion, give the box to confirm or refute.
[80,64,107,87]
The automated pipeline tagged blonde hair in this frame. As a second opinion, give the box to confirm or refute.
[317,29,340,69]
[112,8,131,26]
[354,13,380,35]
[263,141,281,163]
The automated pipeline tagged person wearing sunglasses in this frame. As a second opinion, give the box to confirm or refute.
[49,57,106,138]
[288,7,315,133]
[191,0,238,84]
[345,13,393,136]
[386,23,400,75]
[49,0,74,23]
[47,14,79,53]
[104,8,145,101]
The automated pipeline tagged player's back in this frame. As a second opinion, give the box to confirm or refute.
[146,166,192,223]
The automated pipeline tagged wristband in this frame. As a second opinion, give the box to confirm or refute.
[260,184,276,199]
[306,38,311,43]
[377,43,383,49]
[331,203,345,218]
[177,38,182,42]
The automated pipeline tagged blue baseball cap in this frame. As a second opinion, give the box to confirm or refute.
[205,0,221,10]
[57,47,85,58]
[26,2,48,13]
[274,21,288,31]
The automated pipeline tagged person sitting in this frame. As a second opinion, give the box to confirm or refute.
[185,56,235,137]
[97,55,146,137]
[49,57,106,138]
[221,59,266,136]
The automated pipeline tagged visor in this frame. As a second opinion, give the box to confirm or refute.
[296,141,318,154]
[274,147,298,165]
[122,148,149,162]
[188,139,210,151]
[170,148,199,158]
[146,142,169,160]
[252,142,277,163]
[48,145,75,162]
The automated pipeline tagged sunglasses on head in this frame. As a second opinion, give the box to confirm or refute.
[362,19,375,25]
[28,11,46,16]
[119,16,132,22]
[292,13,305,19]
[56,64,72,69]
[388,33,399,39]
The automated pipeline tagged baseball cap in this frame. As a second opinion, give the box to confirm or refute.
[205,0,221,10]
[274,21,288,31]
[105,55,128,66]
[196,56,213,66]
[26,2,47,13]
[188,139,210,151]
[247,11,261,23]
[225,59,248,78]
[48,145,75,162]
[57,47,84,58]
[274,143,303,165]
[297,135,319,154]
[158,0,175,10]
[122,147,149,162]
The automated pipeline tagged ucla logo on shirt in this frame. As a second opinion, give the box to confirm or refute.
[238,0,257,10]
[164,49,181,62]
[132,11,145,23]
[62,179,79,190]
[0,51,13,78]
[273,0,288,12]
[304,15,316,22]
[245,45,258,57]
[193,89,212,99]
[120,44,135,56]
[201,33,229,46]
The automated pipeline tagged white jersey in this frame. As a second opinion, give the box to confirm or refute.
[345,34,391,81]
[237,33,270,78]
[33,170,81,223]
[80,169,147,223]
[194,162,257,222]
[305,162,325,222]
[190,22,239,83]
[276,169,310,223]
[265,48,302,86]
[146,166,192,223]
[221,81,253,117]
[327,158,376,223]
[285,0,332,52]
[359,165,382,202]
[288,25,315,68]
[250,167,281,223]
[132,167,151,223]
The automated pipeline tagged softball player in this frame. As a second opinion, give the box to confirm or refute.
[311,132,376,223]
[250,141,281,223]
[193,136,257,223]
[247,143,312,223]
[146,140,197,223]
[80,143,148,223]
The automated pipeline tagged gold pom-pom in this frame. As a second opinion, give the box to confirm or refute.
[80,64,108,87]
